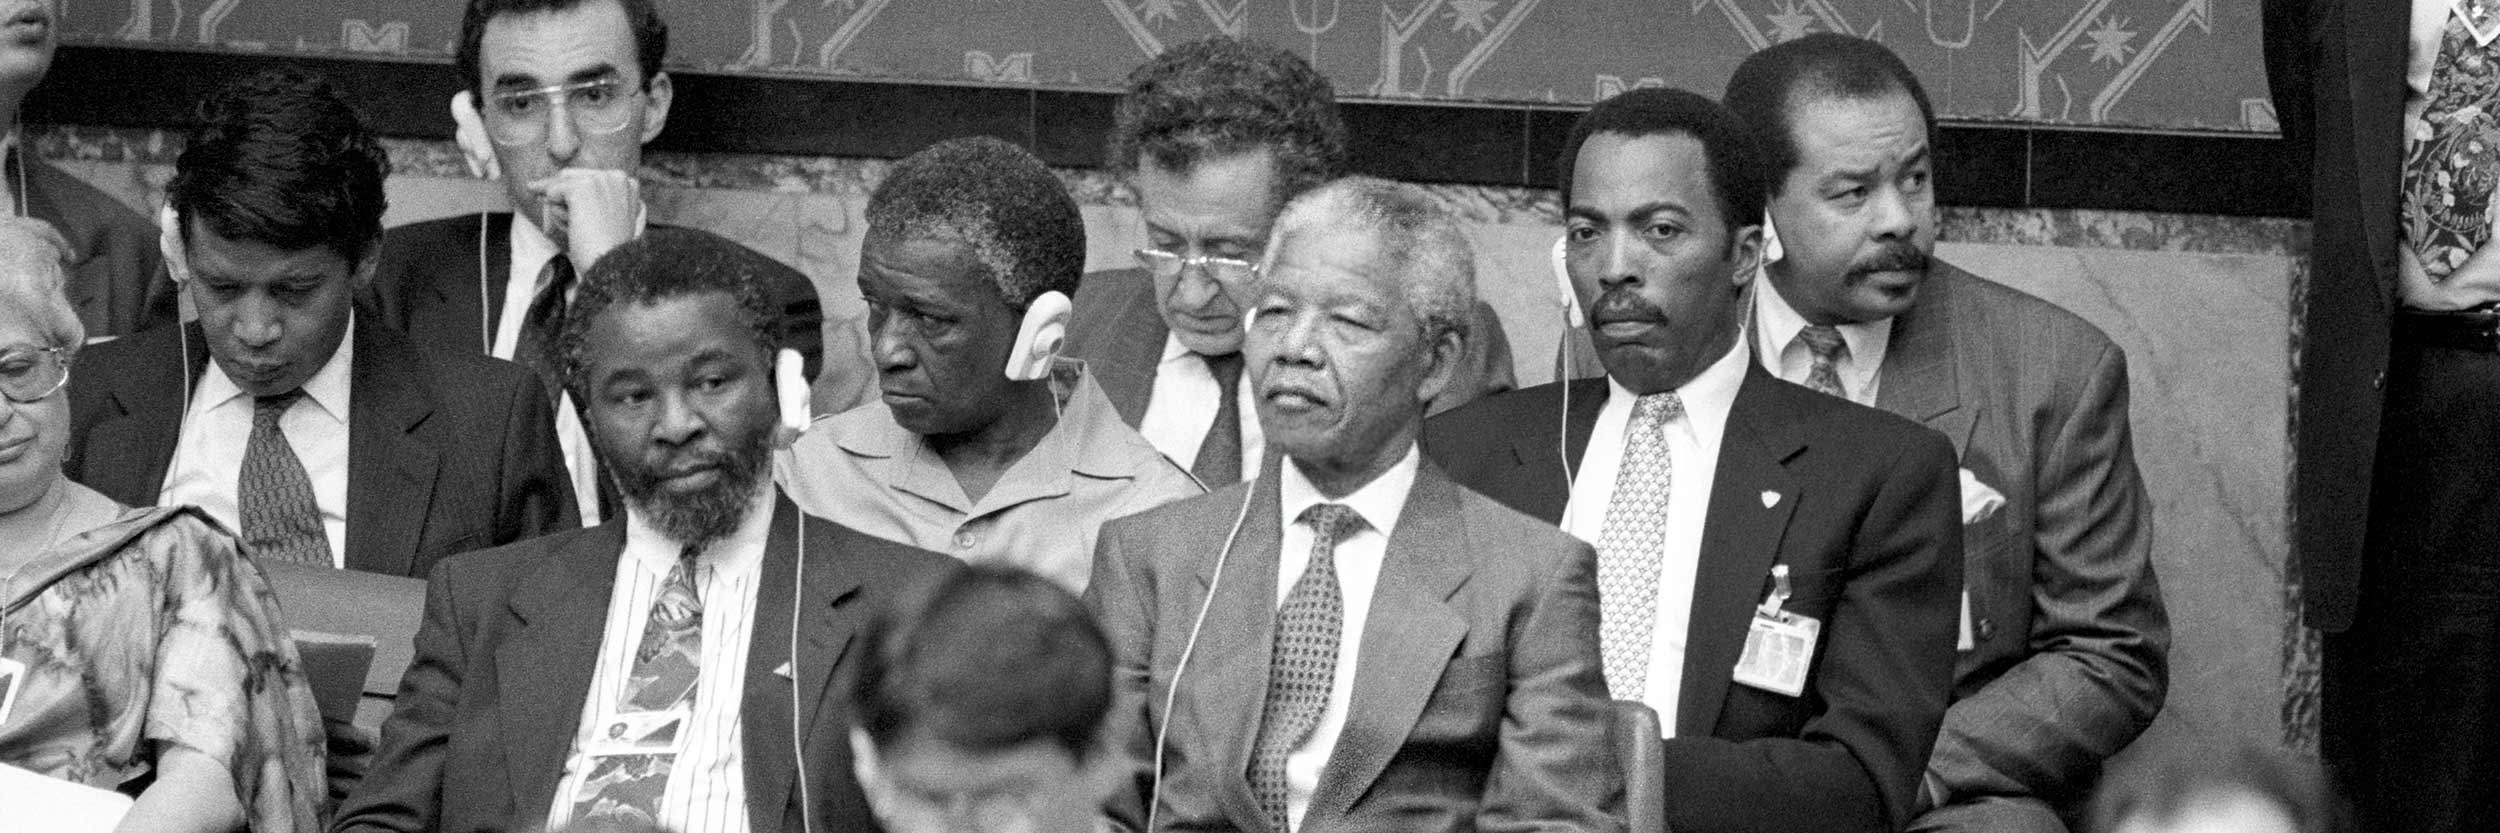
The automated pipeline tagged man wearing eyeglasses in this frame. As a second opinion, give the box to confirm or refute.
[361,0,837,526]
[1062,37,1516,488]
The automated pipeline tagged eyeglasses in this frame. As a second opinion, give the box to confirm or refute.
[0,347,69,404]
[1134,248,1259,287]
[481,79,642,146]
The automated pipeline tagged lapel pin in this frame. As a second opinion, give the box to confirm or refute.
[1761,491,1782,508]
[773,661,795,680]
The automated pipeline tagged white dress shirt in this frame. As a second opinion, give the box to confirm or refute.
[1561,340,1746,734]
[1752,275,1890,406]
[543,485,773,833]
[1273,445,1417,831]
[159,316,355,567]
[503,214,605,524]
[1138,334,1264,477]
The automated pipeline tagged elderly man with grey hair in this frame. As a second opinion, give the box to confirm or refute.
[1087,176,1620,833]
[776,136,1198,592]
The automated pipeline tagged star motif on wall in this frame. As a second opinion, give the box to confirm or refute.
[1137,0,1181,24]
[1447,0,1499,36]
[2086,15,2137,65]
[1765,0,1817,43]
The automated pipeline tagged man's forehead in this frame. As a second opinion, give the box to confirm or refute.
[1787,93,1928,166]
[1270,229,1399,299]
[480,0,641,83]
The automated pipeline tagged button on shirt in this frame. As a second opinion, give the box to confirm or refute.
[1753,275,1889,406]
[1561,339,1746,733]
[542,485,774,833]
[502,214,623,525]
[2403,0,2500,309]
[160,317,354,567]
[1138,334,1264,479]
[1273,444,1416,831]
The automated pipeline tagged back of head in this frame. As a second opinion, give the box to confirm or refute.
[1721,33,1935,188]
[865,136,1086,311]
[1264,176,1477,342]
[458,0,669,96]
[1108,37,1347,210]
[169,67,389,266]
[560,227,780,398]
[2086,743,2347,833]
[852,564,1113,759]
[1559,87,1768,236]
[0,217,82,352]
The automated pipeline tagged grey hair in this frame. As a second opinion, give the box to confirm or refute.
[1258,176,1475,343]
[0,217,86,354]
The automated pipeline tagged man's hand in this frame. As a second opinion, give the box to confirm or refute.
[530,168,641,268]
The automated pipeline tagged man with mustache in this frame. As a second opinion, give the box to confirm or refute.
[1425,87,1963,833]
[1726,35,2170,832]
[335,228,957,833]
[1090,176,1620,832]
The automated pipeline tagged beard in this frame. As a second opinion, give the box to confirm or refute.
[605,427,774,553]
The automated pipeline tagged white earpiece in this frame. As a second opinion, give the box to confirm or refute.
[158,205,192,285]
[1004,290,1072,382]
[1550,236,1583,328]
[449,91,501,181]
[775,347,812,447]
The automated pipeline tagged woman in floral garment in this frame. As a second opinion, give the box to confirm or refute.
[0,217,322,832]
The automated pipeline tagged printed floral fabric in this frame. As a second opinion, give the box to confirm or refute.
[0,504,324,832]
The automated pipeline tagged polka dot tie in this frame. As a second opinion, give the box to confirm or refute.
[1595,392,1683,700]
[1249,502,1366,833]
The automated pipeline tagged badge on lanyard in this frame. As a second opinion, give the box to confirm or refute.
[1732,564,1821,697]
[0,656,26,727]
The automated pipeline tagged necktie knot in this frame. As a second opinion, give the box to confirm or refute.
[253,389,303,423]
[1298,502,1367,543]
[1799,325,1847,360]
[1630,391,1685,428]
[1204,351,1245,387]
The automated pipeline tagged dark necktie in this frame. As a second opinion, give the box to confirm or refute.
[1192,352,1246,486]
[2406,3,2500,279]
[514,255,576,410]
[1249,502,1366,833]
[238,390,330,566]
[571,545,705,823]
[1798,324,1850,399]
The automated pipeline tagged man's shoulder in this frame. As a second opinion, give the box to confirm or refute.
[1753,373,1955,468]
[1447,478,1588,559]
[78,322,184,371]
[1101,478,1248,541]
[358,322,541,411]
[378,213,495,259]
[1932,262,2119,354]
[1429,379,1578,431]
[25,159,151,240]
[425,523,609,597]
[801,508,958,578]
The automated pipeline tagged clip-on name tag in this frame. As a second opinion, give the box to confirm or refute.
[1732,564,1820,697]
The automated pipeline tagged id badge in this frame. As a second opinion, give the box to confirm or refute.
[0,656,25,727]
[588,709,690,756]
[1731,565,1820,697]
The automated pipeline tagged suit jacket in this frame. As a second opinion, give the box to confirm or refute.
[1066,266,1518,425]
[1423,367,1964,833]
[21,149,174,337]
[1871,264,2169,809]
[64,317,578,577]
[330,495,958,833]
[1085,458,1622,833]
[2262,0,2405,631]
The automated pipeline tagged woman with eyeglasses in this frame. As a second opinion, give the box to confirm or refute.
[0,217,323,832]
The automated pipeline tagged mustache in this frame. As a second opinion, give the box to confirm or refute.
[1588,290,1668,325]
[1846,243,1930,278]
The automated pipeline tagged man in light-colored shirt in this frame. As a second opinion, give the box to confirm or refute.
[335,229,955,833]
[1090,177,1618,833]
[779,138,1197,591]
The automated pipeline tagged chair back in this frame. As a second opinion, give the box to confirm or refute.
[1611,699,1669,833]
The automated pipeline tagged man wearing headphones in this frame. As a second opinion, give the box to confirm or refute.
[63,68,576,579]
[777,137,1197,593]
[1089,177,1619,833]
[335,228,957,833]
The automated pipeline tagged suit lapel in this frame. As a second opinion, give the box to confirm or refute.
[405,212,510,356]
[1677,370,1802,737]
[1876,267,1976,455]
[1185,471,1285,833]
[1502,377,1610,524]
[499,524,627,815]
[344,321,444,576]
[1304,464,1472,825]
[743,494,863,827]
[84,326,204,506]
[1082,269,1172,428]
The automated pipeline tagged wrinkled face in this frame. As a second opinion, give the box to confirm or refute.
[856,730,1103,833]
[576,293,777,549]
[477,0,670,238]
[1565,132,1760,395]
[186,219,362,398]
[1763,91,1937,325]
[0,301,67,514]
[1246,224,1451,480]
[0,0,56,94]
[1131,150,1277,356]
[860,234,1022,438]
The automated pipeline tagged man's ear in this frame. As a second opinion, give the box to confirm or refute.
[1414,324,1463,407]
[351,241,383,292]
[1727,223,1765,288]
[638,72,673,146]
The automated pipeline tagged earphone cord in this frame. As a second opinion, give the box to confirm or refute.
[477,211,493,355]
[1146,483,1257,833]
[785,457,815,833]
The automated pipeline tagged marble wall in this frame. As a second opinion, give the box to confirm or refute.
[36,125,2311,783]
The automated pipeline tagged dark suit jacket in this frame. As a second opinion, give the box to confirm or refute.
[64,317,578,577]
[1086,458,1622,833]
[331,495,959,833]
[21,150,174,337]
[1424,367,1964,833]
[1066,266,1518,426]
[1873,264,2169,809]
[2263,0,2405,632]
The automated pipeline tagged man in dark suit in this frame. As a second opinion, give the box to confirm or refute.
[1064,36,1514,488]
[1089,176,1620,833]
[2266,3,2500,830]
[334,230,957,833]
[362,0,844,525]
[63,68,576,579]
[1722,35,2169,831]
[1425,88,1963,833]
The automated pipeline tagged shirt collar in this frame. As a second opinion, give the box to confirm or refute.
[192,311,357,423]
[1752,271,1893,369]
[1158,331,1197,366]
[622,481,776,575]
[1278,443,1419,540]
[1605,332,1746,450]
[831,363,1148,510]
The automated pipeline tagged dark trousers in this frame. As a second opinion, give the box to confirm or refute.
[2326,336,2500,832]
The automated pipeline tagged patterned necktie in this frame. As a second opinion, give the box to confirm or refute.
[2405,2,2500,280]
[513,255,576,410]
[1249,502,1366,833]
[1192,352,1247,486]
[1595,393,1683,701]
[1798,325,1850,399]
[572,546,705,823]
[238,390,330,566]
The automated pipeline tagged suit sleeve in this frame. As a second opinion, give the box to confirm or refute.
[2261,0,2317,156]
[1659,431,1964,833]
[496,370,580,542]
[1477,537,1625,833]
[331,559,474,833]
[1084,518,1160,833]
[1926,343,2169,803]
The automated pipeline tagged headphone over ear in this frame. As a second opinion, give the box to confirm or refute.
[158,205,192,285]
[1550,236,1584,328]
[450,91,501,180]
[1004,290,1072,382]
